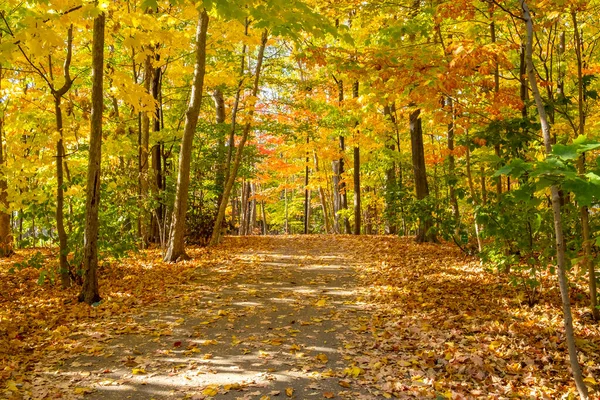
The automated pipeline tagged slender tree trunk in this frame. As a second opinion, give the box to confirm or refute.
[410,109,435,243]
[332,161,341,233]
[139,54,152,247]
[304,135,310,234]
[333,78,351,234]
[213,88,226,208]
[261,199,267,235]
[239,180,248,235]
[245,182,252,235]
[491,18,503,198]
[52,26,74,289]
[446,97,460,233]
[250,183,257,233]
[210,30,268,246]
[164,10,209,262]
[222,19,249,191]
[150,51,163,243]
[481,165,487,205]
[0,59,13,258]
[465,137,483,252]
[383,104,398,235]
[284,185,289,234]
[55,97,70,288]
[571,11,598,321]
[79,12,105,304]
[522,3,588,398]
[353,81,361,235]
[519,43,529,118]
[230,187,237,232]
[313,152,331,234]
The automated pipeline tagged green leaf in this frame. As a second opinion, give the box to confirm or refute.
[141,0,158,11]
[552,144,579,160]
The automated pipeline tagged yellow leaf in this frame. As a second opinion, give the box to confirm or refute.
[285,387,294,397]
[583,376,597,386]
[316,353,328,363]
[132,368,146,375]
[315,299,327,307]
[6,381,19,392]
[343,366,363,377]
[202,385,219,396]
[73,387,94,394]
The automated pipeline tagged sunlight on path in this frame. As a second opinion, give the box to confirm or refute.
[9,235,599,399]
[47,236,376,400]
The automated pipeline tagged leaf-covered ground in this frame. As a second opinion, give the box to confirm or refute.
[1,236,599,399]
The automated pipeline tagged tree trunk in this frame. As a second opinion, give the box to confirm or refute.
[209,30,268,246]
[79,12,105,304]
[150,52,163,244]
[55,97,70,288]
[284,185,289,234]
[52,26,74,289]
[222,18,249,191]
[446,97,460,233]
[313,151,331,234]
[164,10,209,262]
[571,11,598,321]
[213,88,226,208]
[250,183,257,233]
[139,54,152,247]
[383,104,398,235]
[410,109,435,243]
[465,137,483,252]
[353,81,361,235]
[334,78,351,234]
[0,59,13,258]
[332,161,341,233]
[523,3,588,398]
[239,180,248,236]
[480,165,487,205]
[304,135,310,234]
[261,199,267,235]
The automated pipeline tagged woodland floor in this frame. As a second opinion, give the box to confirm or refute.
[1,236,600,400]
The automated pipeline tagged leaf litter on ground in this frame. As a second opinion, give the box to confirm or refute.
[0,235,599,399]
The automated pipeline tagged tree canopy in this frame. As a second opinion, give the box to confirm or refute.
[2,0,600,397]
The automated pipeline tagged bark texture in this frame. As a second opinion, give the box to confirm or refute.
[0,60,13,258]
[522,2,588,398]
[164,10,209,262]
[352,81,361,235]
[410,109,435,243]
[79,13,105,304]
[53,26,74,288]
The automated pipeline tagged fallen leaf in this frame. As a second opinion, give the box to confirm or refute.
[202,385,219,396]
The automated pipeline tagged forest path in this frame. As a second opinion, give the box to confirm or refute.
[8,235,597,399]
[46,236,379,400]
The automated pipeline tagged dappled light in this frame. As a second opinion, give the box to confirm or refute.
[3,236,600,399]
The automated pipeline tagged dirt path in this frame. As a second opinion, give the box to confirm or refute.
[41,236,377,400]
[9,235,599,399]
